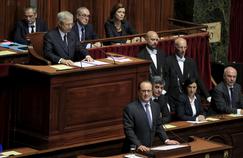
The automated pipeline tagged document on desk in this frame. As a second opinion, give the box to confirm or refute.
[50,65,74,70]
[206,117,220,121]
[187,120,208,124]
[164,124,177,129]
[0,50,17,56]
[124,154,144,158]
[227,114,243,117]
[73,60,109,68]
[151,144,188,151]
[0,150,22,157]
[107,56,132,62]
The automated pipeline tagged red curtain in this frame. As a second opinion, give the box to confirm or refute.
[228,0,243,62]
[89,32,212,90]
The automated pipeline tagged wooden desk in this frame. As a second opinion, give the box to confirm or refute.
[9,56,149,149]
[76,137,231,158]
[0,47,29,64]
[1,137,230,158]
[162,115,243,158]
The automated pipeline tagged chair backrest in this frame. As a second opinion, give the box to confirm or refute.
[27,32,51,65]
[27,32,46,57]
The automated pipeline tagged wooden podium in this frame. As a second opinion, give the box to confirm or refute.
[9,56,150,149]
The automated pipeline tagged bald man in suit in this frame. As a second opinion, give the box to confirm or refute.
[164,37,210,112]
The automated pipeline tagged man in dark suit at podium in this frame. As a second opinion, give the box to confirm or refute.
[43,11,93,65]
[123,80,179,153]
[137,31,166,80]
[13,6,48,45]
[164,37,210,112]
[211,66,243,114]
[72,7,101,48]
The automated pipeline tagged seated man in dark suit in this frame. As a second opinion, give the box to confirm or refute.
[164,37,211,112]
[71,7,101,48]
[151,76,171,124]
[123,80,179,153]
[211,66,243,114]
[43,11,93,65]
[13,6,48,45]
[137,31,166,80]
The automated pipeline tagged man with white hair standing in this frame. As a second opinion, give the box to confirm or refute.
[44,11,93,65]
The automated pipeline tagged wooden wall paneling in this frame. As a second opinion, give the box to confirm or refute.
[161,0,174,30]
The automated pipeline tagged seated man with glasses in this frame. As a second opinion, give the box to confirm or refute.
[43,11,93,65]
[13,6,48,45]
[72,7,101,48]
[122,80,179,153]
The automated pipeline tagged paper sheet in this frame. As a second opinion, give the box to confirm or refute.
[0,151,22,157]
[50,65,74,70]
[163,124,177,129]
[73,60,109,68]
[0,50,17,56]
[187,120,208,124]
[206,117,220,121]
[151,144,188,151]
[106,56,132,63]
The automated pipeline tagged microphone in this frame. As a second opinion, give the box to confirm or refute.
[89,43,117,64]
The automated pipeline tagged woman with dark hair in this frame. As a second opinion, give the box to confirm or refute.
[176,78,206,121]
[104,3,137,45]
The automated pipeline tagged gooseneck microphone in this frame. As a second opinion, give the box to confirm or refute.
[89,43,117,64]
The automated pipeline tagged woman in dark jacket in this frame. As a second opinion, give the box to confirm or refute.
[176,78,206,121]
[104,3,137,45]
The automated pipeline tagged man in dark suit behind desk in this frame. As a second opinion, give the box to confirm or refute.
[211,66,243,114]
[13,6,48,45]
[137,31,166,80]
[71,7,101,48]
[43,11,93,65]
[164,37,211,112]
[123,80,179,153]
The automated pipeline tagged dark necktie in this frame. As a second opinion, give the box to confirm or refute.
[63,34,68,46]
[145,104,152,128]
[81,27,85,41]
[230,88,234,107]
[153,98,159,103]
[30,25,35,33]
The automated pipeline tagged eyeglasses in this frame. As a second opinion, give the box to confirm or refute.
[140,90,152,93]
[80,14,90,18]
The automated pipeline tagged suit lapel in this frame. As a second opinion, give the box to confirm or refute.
[145,50,157,73]
[172,55,183,78]
[54,29,69,55]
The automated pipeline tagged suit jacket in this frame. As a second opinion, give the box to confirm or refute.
[176,94,204,121]
[211,82,243,114]
[72,23,98,41]
[164,55,209,110]
[43,28,88,64]
[137,47,166,79]
[157,95,171,124]
[13,19,48,45]
[123,100,168,152]
[104,19,136,45]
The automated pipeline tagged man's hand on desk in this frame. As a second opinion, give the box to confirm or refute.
[165,139,180,145]
[85,55,94,62]
[60,58,74,66]
[137,145,150,152]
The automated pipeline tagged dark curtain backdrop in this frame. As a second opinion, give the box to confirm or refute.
[89,32,212,90]
[228,0,243,63]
